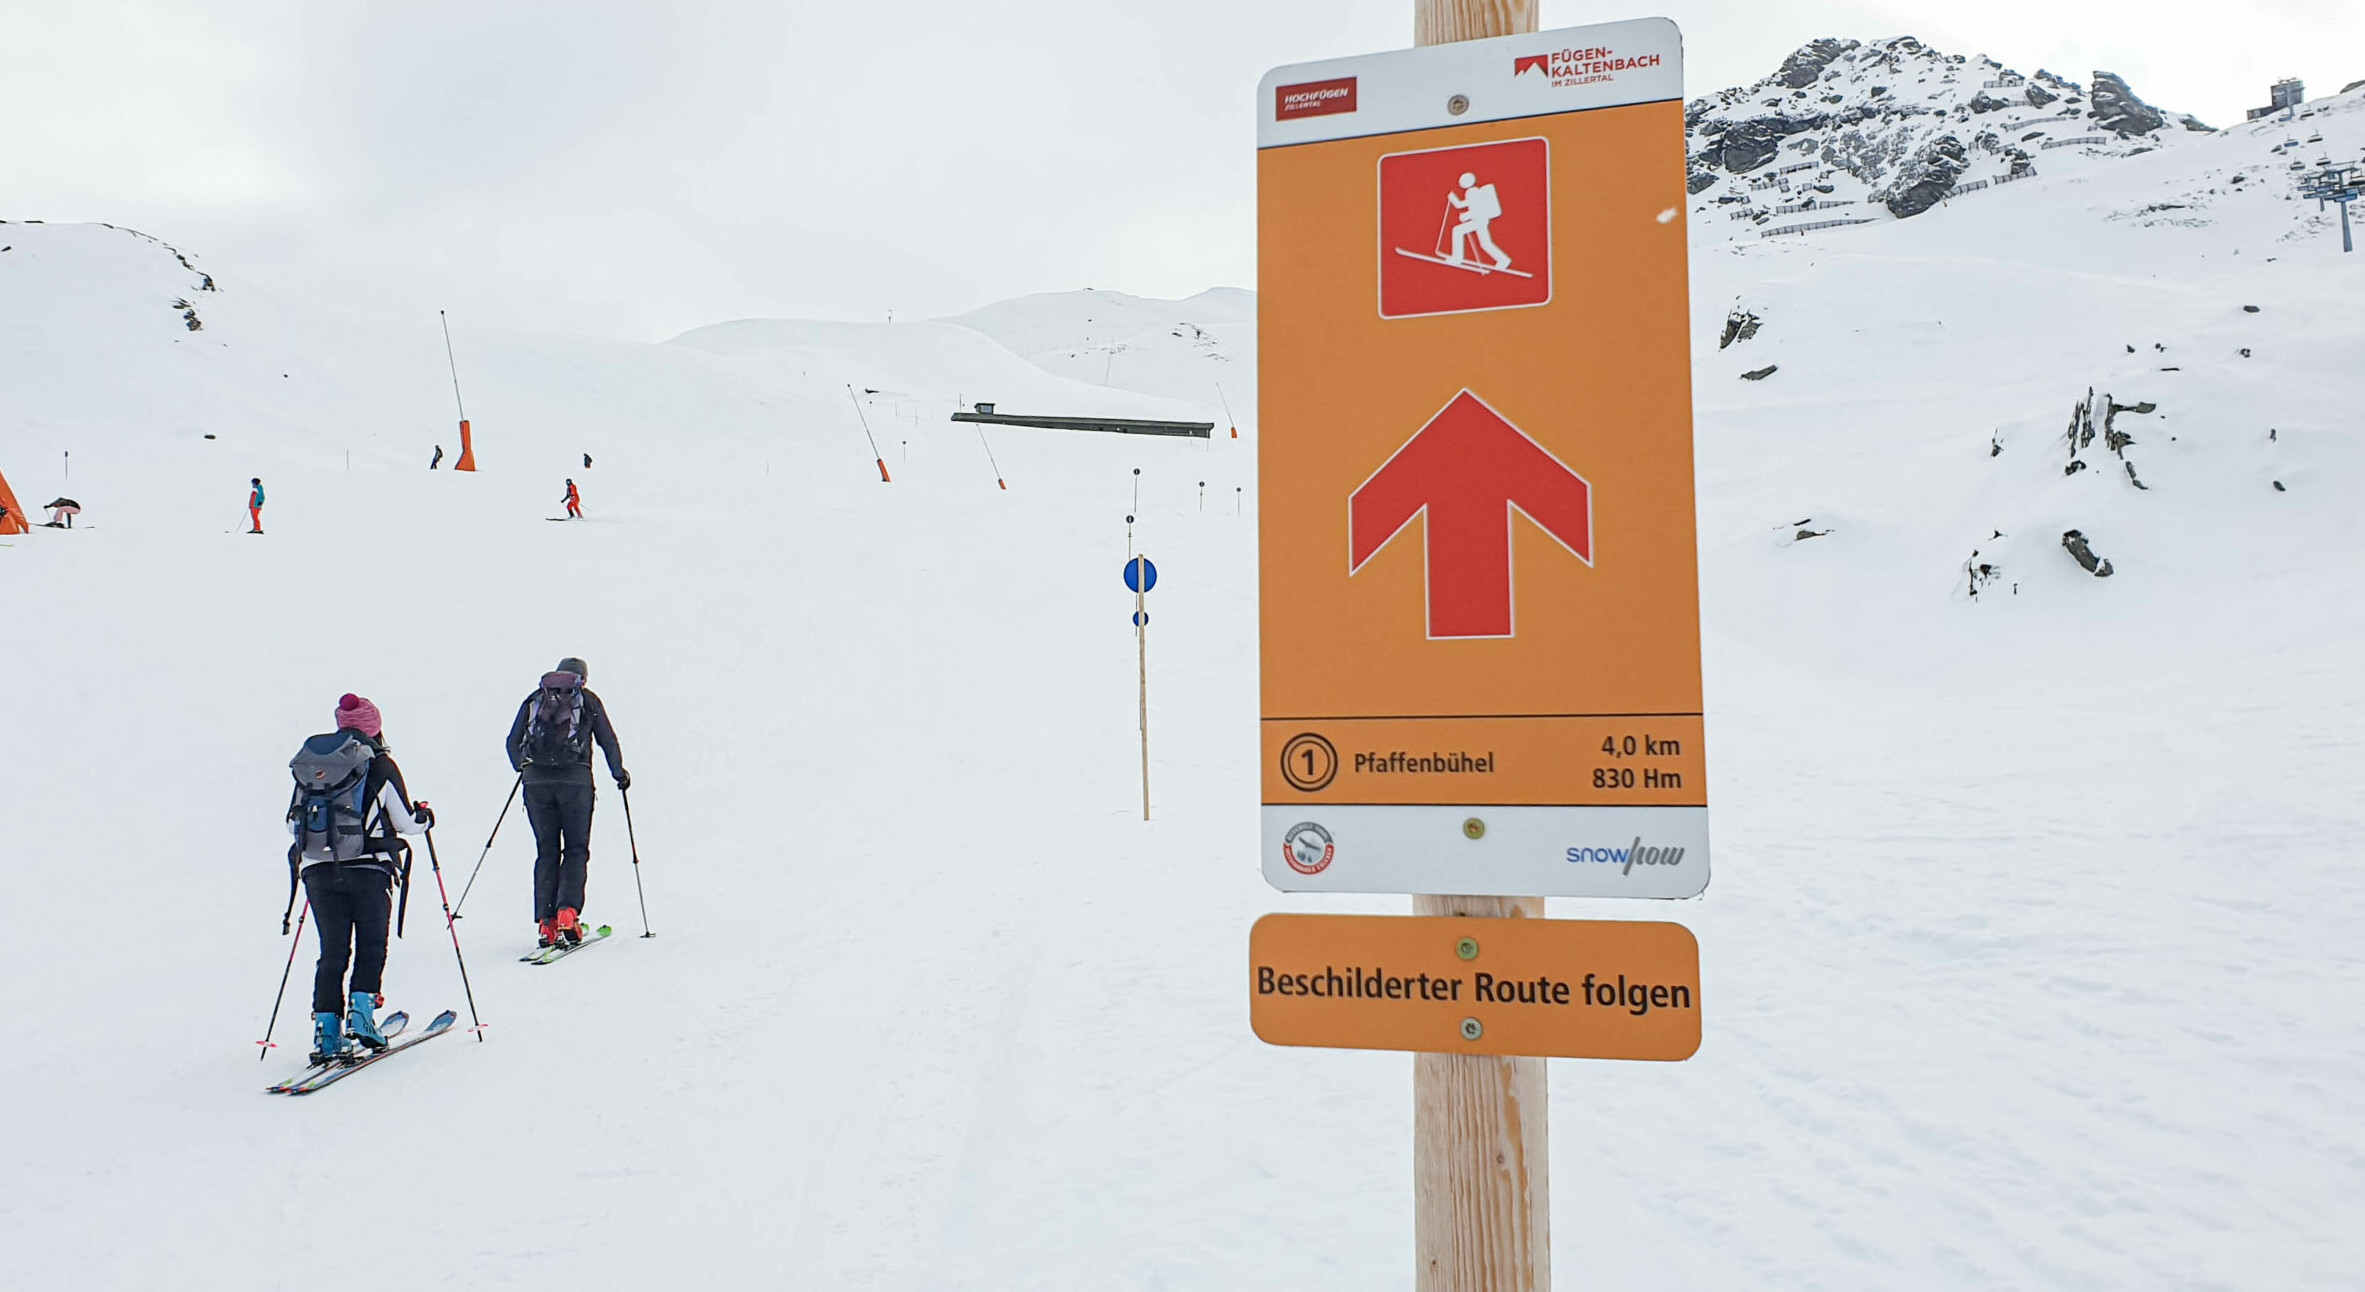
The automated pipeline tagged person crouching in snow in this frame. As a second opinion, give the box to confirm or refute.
[286,693,434,1063]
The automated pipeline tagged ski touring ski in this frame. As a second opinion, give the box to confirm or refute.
[265,1011,409,1093]
[1390,246,1536,278]
[268,1010,457,1095]
[522,925,613,964]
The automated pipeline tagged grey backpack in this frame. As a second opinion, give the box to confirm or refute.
[288,732,378,863]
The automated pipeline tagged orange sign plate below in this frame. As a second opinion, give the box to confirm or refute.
[1249,913,1700,1060]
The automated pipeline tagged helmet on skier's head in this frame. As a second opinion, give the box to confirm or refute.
[1459,172,1476,188]
[557,657,588,681]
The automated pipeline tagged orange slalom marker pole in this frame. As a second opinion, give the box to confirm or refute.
[848,385,890,483]
[441,311,477,471]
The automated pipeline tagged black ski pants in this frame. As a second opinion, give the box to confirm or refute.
[304,863,393,1013]
[526,780,595,921]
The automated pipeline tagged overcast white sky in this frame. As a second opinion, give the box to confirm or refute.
[5,1,2358,341]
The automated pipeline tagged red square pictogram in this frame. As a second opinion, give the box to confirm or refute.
[1377,137,1552,319]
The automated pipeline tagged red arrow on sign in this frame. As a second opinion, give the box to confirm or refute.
[1349,390,1592,639]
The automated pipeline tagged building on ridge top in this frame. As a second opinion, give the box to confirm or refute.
[2247,78,2305,121]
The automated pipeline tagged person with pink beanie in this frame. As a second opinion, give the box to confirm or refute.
[284,693,436,1065]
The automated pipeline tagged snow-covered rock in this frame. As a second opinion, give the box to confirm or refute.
[1687,36,2209,240]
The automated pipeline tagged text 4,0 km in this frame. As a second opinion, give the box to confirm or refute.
[1597,732,1685,790]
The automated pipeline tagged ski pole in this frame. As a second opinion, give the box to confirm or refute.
[450,771,522,919]
[622,787,653,938]
[258,899,310,1062]
[421,825,487,1041]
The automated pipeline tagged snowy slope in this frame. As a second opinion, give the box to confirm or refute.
[946,286,1256,433]
[3,72,2364,1292]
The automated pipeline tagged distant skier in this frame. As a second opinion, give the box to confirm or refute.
[286,694,434,1063]
[1447,171,1513,271]
[582,453,593,469]
[44,498,80,528]
[505,658,629,947]
[562,479,582,520]
[431,445,444,470]
[248,477,266,534]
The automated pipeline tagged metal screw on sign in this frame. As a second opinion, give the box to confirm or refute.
[1447,93,1470,116]
[1455,936,1480,961]
[1459,1017,1484,1041]
[1462,817,1485,839]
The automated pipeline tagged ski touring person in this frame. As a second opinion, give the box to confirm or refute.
[1446,171,1513,271]
[431,445,444,470]
[562,478,582,520]
[247,477,266,534]
[505,658,628,947]
[582,453,593,469]
[286,694,434,1063]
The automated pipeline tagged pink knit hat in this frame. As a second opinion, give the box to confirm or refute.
[335,693,383,738]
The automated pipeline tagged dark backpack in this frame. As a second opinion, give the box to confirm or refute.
[522,673,590,768]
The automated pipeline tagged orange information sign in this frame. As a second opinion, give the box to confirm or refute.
[1250,913,1700,1060]
[1257,20,1707,898]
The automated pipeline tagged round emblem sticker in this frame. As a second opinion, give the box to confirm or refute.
[1282,822,1336,875]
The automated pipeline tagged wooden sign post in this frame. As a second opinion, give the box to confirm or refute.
[1422,17,1546,1291]
[1255,4,1703,1288]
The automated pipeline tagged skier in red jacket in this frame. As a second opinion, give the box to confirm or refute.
[562,479,582,520]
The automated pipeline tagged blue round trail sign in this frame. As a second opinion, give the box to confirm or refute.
[1133,610,1151,626]
[1123,556,1158,593]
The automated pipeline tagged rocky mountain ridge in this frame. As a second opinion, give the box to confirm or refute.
[1687,36,2210,237]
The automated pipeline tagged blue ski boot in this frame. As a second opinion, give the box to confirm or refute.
[348,992,389,1052]
[310,1011,351,1065]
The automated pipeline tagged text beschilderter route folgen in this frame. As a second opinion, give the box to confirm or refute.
[1249,913,1701,1060]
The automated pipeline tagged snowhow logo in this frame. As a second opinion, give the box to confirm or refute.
[1566,837,1686,875]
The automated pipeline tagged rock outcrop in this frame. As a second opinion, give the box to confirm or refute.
[1774,38,1860,89]
[2061,530,2114,577]
[1877,135,1968,217]
[2090,71,2166,136]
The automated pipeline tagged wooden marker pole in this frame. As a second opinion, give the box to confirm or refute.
[1409,9,1545,1292]
[1133,555,1151,821]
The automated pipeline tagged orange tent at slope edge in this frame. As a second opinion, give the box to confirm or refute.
[0,465,29,534]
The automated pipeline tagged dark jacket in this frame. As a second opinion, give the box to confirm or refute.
[506,687,625,786]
